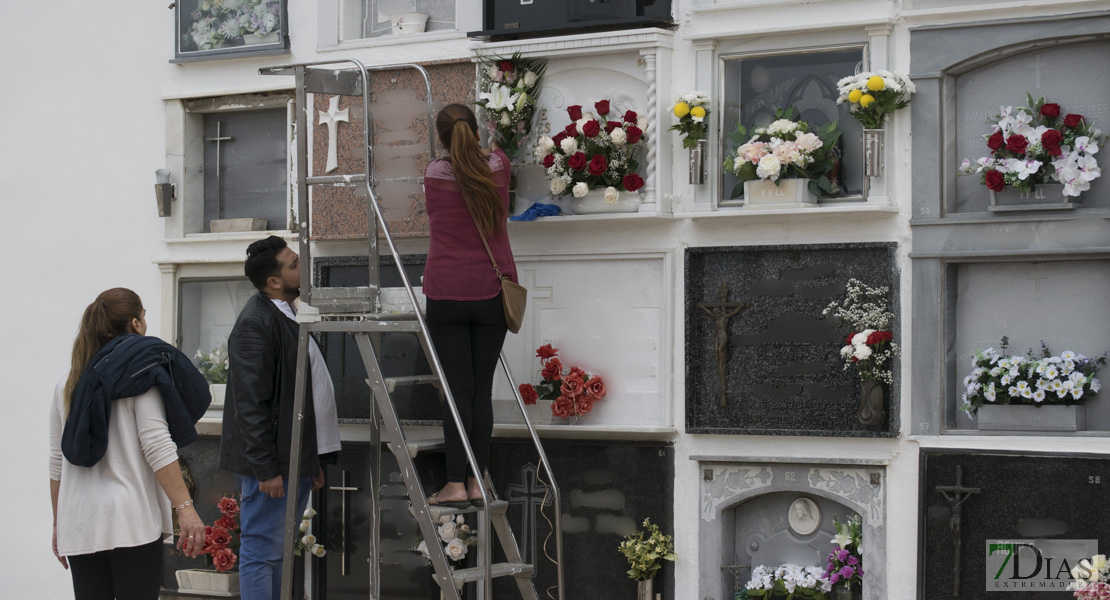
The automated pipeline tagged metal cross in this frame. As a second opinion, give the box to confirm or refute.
[1027,54,1048,89]
[329,470,361,576]
[936,465,981,596]
[721,553,751,596]
[505,463,553,565]
[204,121,233,219]
[318,95,349,173]
[698,282,749,407]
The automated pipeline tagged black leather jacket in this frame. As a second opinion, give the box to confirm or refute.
[220,292,320,480]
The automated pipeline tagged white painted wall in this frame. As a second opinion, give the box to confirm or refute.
[3,0,1106,598]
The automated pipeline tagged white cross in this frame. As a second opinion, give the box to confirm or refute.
[1027,54,1048,89]
[318,95,349,173]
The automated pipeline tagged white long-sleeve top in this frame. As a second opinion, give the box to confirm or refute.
[49,376,179,556]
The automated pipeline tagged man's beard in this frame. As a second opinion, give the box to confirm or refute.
[284,284,300,297]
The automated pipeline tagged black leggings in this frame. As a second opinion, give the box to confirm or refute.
[68,538,163,600]
[426,294,508,482]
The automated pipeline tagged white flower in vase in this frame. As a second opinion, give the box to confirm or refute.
[559,137,578,155]
[445,538,468,561]
[479,85,520,113]
[603,187,619,205]
[572,182,589,198]
[438,521,457,541]
[550,178,567,195]
[522,70,537,87]
[610,127,627,146]
[755,155,782,180]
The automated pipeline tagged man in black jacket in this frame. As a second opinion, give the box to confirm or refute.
[220,236,340,600]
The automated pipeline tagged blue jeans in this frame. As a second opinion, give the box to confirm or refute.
[237,474,312,600]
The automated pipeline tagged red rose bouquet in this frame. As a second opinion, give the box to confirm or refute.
[534,100,648,203]
[518,344,606,419]
[958,94,1104,197]
[200,496,241,572]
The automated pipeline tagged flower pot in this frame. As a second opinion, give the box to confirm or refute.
[175,569,240,596]
[242,31,279,45]
[862,128,884,178]
[977,404,1085,432]
[571,187,640,214]
[390,12,429,35]
[833,583,862,600]
[857,379,886,426]
[209,383,226,410]
[743,178,818,209]
[637,577,653,600]
[988,183,1078,212]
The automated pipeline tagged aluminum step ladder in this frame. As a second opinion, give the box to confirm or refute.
[259,59,564,600]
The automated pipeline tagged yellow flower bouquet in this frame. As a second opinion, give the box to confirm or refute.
[835,71,916,129]
[669,92,710,149]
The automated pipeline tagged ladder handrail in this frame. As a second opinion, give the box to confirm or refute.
[268,58,561,600]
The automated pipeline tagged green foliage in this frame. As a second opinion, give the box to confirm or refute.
[193,344,228,384]
[618,519,676,581]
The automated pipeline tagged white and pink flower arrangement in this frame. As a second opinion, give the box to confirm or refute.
[534,100,648,203]
[1069,554,1110,600]
[722,108,842,199]
[957,94,1104,197]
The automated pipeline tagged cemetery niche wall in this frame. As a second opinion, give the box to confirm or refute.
[909,11,1110,436]
[920,450,1110,600]
[696,460,886,600]
[685,243,899,437]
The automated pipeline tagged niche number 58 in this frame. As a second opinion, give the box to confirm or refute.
[1090,476,1102,484]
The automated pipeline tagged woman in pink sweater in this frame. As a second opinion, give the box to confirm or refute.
[423,104,517,506]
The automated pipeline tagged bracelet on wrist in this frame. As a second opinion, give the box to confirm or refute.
[174,500,192,513]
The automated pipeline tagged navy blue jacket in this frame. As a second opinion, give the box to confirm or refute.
[62,334,211,467]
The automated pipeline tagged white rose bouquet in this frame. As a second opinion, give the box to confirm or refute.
[419,514,478,563]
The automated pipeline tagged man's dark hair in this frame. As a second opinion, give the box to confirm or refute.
[245,236,288,291]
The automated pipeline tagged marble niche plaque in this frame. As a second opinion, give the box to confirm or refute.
[310,60,476,240]
[954,39,1110,213]
[685,243,899,437]
[698,461,886,600]
[920,450,1110,599]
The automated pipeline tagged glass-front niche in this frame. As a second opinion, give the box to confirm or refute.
[175,0,288,61]
[178,279,256,363]
[720,47,865,206]
[347,0,456,40]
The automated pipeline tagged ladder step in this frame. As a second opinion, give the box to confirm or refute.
[428,500,509,520]
[306,174,368,186]
[385,374,441,393]
[404,438,445,458]
[451,562,534,587]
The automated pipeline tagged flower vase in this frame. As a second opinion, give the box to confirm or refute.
[977,404,1085,432]
[833,583,861,600]
[636,578,653,600]
[862,128,884,178]
[571,188,641,214]
[743,178,818,209]
[175,568,240,596]
[209,383,226,410]
[857,379,886,426]
[689,139,707,185]
[988,183,1077,212]
[242,31,279,45]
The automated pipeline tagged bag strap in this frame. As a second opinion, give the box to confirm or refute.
[460,191,507,281]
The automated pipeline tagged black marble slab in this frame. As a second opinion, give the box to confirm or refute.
[920,450,1110,599]
[685,243,900,437]
[314,255,441,423]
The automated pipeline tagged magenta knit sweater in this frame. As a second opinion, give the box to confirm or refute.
[423,149,518,301]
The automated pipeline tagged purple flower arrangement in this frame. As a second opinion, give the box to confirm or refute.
[824,515,863,590]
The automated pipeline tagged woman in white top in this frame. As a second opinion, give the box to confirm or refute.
[49,288,207,600]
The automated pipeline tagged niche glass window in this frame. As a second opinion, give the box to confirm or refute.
[175,0,288,61]
[720,48,865,205]
[178,279,256,363]
[348,0,456,40]
[203,109,288,231]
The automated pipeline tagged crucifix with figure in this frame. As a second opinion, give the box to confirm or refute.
[699,282,749,407]
[936,465,980,597]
